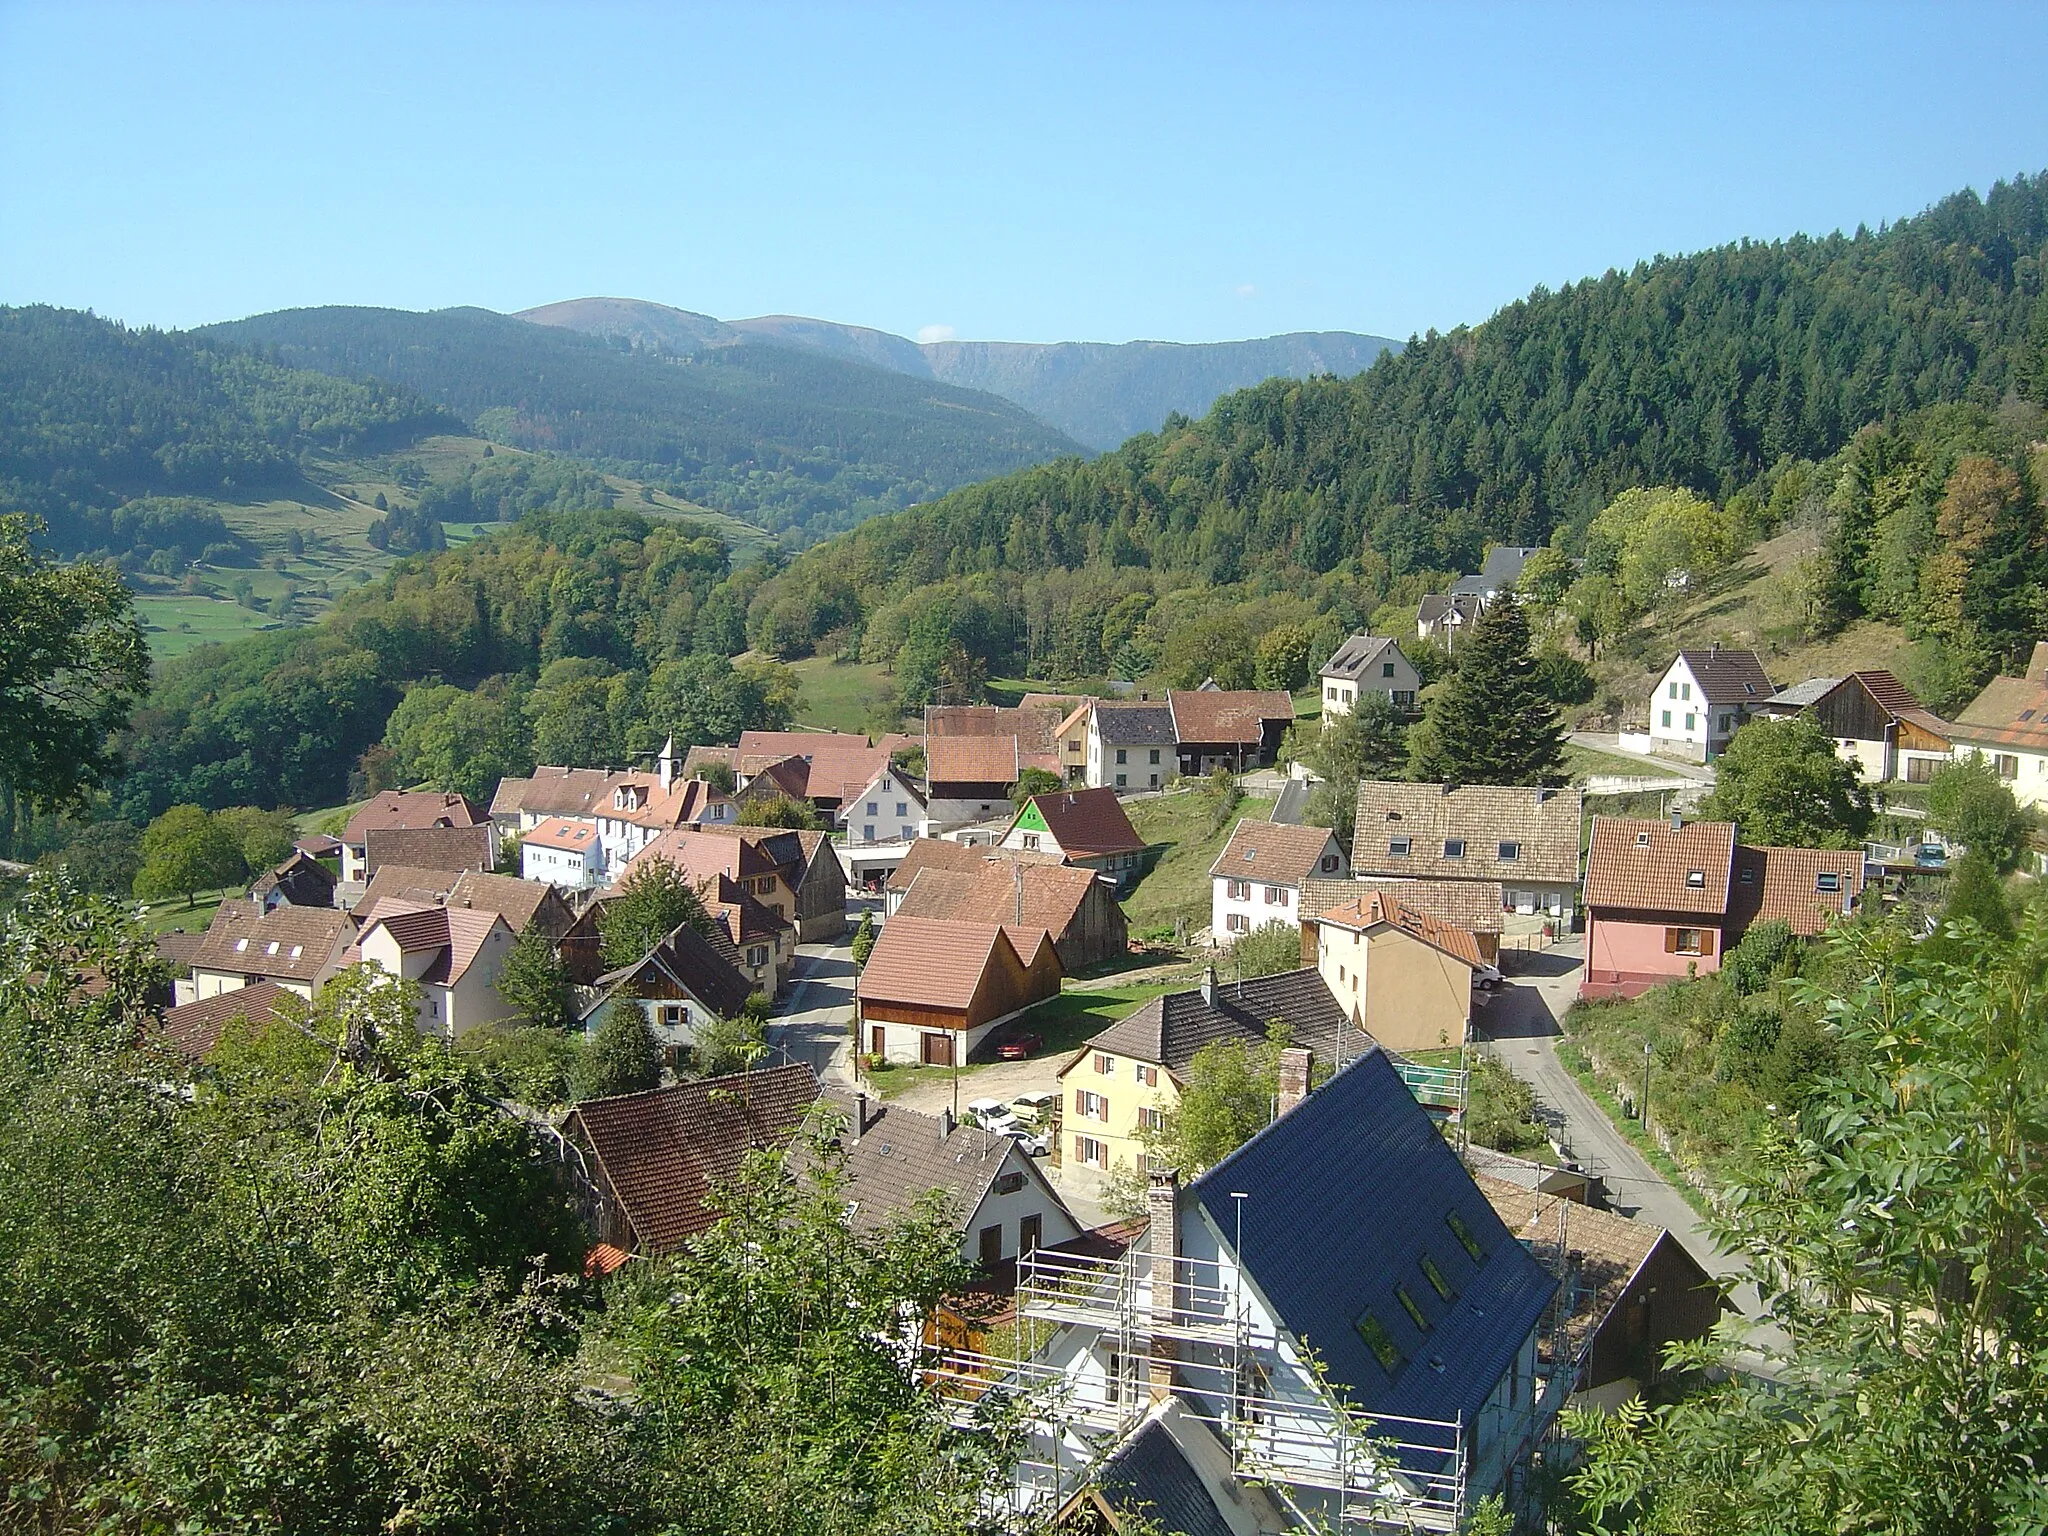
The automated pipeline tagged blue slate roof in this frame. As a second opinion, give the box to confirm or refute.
[1096,1415,1235,1536]
[1192,1048,1555,1428]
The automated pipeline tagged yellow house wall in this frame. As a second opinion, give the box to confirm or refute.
[1316,923,1471,1052]
[1055,1046,1177,1172]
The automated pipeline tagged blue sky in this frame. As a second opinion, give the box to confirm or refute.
[2,2,2044,344]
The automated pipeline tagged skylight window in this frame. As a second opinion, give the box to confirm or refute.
[1636,831,1651,846]
[1816,872,1841,892]
[1419,1253,1455,1301]
[1740,867,1755,884]
[265,941,280,955]
[1394,1284,1431,1332]
[1443,839,1466,859]
[1388,837,1412,858]
[234,938,249,952]
[1685,870,1706,889]
[1446,1211,1486,1263]
[1498,841,1519,861]
[1354,1310,1404,1373]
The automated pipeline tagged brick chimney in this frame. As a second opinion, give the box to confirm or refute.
[939,1107,955,1141]
[1147,1169,1180,1401]
[1276,1047,1312,1117]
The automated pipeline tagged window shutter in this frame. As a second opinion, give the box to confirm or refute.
[1664,928,1680,953]
[1700,930,1715,956]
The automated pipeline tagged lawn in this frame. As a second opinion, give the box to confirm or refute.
[1561,741,1664,783]
[136,595,288,657]
[789,657,896,735]
[1121,788,1276,939]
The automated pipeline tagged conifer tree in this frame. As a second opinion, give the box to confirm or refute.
[576,1000,661,1100]
[1406,594,1565,787]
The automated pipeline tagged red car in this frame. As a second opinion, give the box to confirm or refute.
[995,1033,1043,1060]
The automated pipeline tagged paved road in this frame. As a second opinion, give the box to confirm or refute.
[1481,943,1768,1322]
[1270,778,1313,825]
[766,921,860,1087]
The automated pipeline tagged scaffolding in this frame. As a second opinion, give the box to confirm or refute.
[924,1200,1594,1532]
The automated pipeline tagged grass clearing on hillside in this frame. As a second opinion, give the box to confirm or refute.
[137,596,287,657]
[1122,789,1276,938]
[791,657,894,735]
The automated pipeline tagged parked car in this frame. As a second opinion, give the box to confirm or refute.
[1473,963,1503,989]
[1009,1090,1060,1127]
[995,1031,1043,1060]
[963,1098,1047,1156]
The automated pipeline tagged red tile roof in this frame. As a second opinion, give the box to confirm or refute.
[563,1065,822,1254]
[154,980,291,1060]
[892,862,1103,941]
[1583,818,1736,915]
[1022,787,1146,858]
[1726,845,1864,935]
[1311,892,1485,968]
[856,916,1051,1015]
[1208,819,1344,886]
[1166,689,1295,745]
[523,816,600,852]
[926,734,1021,785]
[343,791,486,844]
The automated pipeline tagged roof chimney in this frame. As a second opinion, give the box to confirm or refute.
[1276,1047,1312,1117]
[1671,810,1684,833]
[938,1106,956,1141]
[1200,965,1217,1006]
[853,1092,872,1141]
[1146,1169,1180,1402]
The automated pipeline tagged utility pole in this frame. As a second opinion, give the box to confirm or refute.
[1640,1040,1653,1127]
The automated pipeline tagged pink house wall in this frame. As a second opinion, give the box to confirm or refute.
[1583,914,1724,999]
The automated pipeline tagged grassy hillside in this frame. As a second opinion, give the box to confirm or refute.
[199,305,1087,544]
[1123,789,1276,938]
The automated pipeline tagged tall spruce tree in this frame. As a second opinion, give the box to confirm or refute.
[1407,594,1565,786]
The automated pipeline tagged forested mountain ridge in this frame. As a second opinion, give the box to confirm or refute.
[520,294,1401,450]
[742,174,2048,663]
[199,305,1087,542]
[0,305,457,567]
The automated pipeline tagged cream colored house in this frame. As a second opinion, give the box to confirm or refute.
[1056,968,1365,1173]
[1302,891,1481,1053]
[186,900,355,1003]
[356,903,517,1039]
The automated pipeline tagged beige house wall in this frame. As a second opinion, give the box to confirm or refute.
[1056,1045,1177,1173]
[1315,922,1471,1053]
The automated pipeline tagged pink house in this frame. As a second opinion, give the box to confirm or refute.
[1581,817,1863,1000]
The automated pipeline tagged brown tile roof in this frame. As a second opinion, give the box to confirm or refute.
[343,791,486,843]
[359,863,464,909]
[1674,648,1775,707]
[703,874,795,946]
[1166,689,1295,745]
[190,900,353,982]
[1311,892,1485,968]
[1301,877,1506,934]
[588,919,755,1019]
[364,824,493,877]
[926,733,1021,785]
[154,980,293,1060]
[682,745,738,777]
[1582,818,1736,915]
[884,839,1060,893]
[153,930,206,971]
[1080,967,1367,1077]
[1953,649,2048,751]
[892,862,1103,940]
[295,833,342,858]
[926,704,1058,752]
[1022,787,1146,858]
[810,1090,1050,1235]
[736,731,896,803]
[735,756,813,802]
[1352,782,1583,884]
[1726,845,1863,936]
[447,870,571,936]
[564,1064,822,1254]
[629,828,774,886]
[1208,819,1343,885]
[360,904,507,985]
[522,816,601,853]
[856,916,1040,1013]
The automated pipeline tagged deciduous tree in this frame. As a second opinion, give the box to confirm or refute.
[133,804,248,906]
[599,857,713,968]
[1698,715,1870,847]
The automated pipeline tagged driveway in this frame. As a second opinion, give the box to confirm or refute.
[1481,943,1770,1324]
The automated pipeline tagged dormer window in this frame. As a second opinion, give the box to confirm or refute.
[1685,870,1706,889]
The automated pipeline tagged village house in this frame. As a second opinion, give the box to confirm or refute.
[1643,647,1774,762]
[924,735,1038,827]
[576,918,758,1063]
[1352,781,1585,925]
[363,823,495,879]
[818,1090,1085,1272]
[891,858,1129,971]
[1580,816,1864,999]
[1951,640,2048,806]
[353,901,518,1037]
[339,791,490,882]
[734,729,913,816]
[698,871,797,996]
[520,816,603,887]
[561,1064,824,1258]
[357,866,577,941]
[1207,818,1348,940]
[1082,699,1177,791]
[836,761,934,885]
[154,980,294,1061]
[251,848,337,911]
[1477,1176,1723,1414]
[855,915,1063,1066]
[1001,1048,1563,1523]
[491,740,735,884]
[187,900,355,1003]
[1302,890,1484,1053]
[1416,589,1483,647]
[631,824,847,944]
[1001,787,1150,891]
[1300,874,1507,962]
[1757,669,1955,784]
[1415,545,1543,649]
[1319,634,1421,718]
[1165,688,1295,776]
[883,838,1062,913]
[1057,967,1367,1175]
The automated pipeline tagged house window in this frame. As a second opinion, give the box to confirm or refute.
[1816,872,1841,892]
[1685,870,1705,889]
[1116,749,1127,764]
[748,945,769,967]
[1498,840,1519,861]
[1446,1211,1486,1262]
[1135,1063,1158,1086]
[1393,690,1415,710]
[1074,1134,1108,1168]
[1388,837,1412,858]
[863,825,875,841]
[1685,713,1697,732]
[1074,1090,1108,1120]
[1668,682,1678,699]
[1138,1107,1164,1131]
[994,1171,1026,1195]
[1093,1053,1113,1075]
[1326,686,1338,702]
[1443,839,1465,859]
[1666,927,1709,956]
[1354,1310,1404,1373]
[1149,748,1160,765]
[1661,709,1672,728]
[1264,885,1289,905]
[1023,833,1040,852]
[1320,854,1339,872]
[1681,682,1692,700]
[1996,754,2019,780]
[1227,879,1251,900]
[1115,773,1127,789]
[900,825,914,840]
[1394,1285,1430,1331]
[1419,1253,1455,1300]
[1226,913,1249,933]
[895,802,908,817]
[1907,756,1935,783]
[867,801,879,816]
[1739,867,1756,884]
[1719,714,1732,733]
[1382,661,1396,677]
